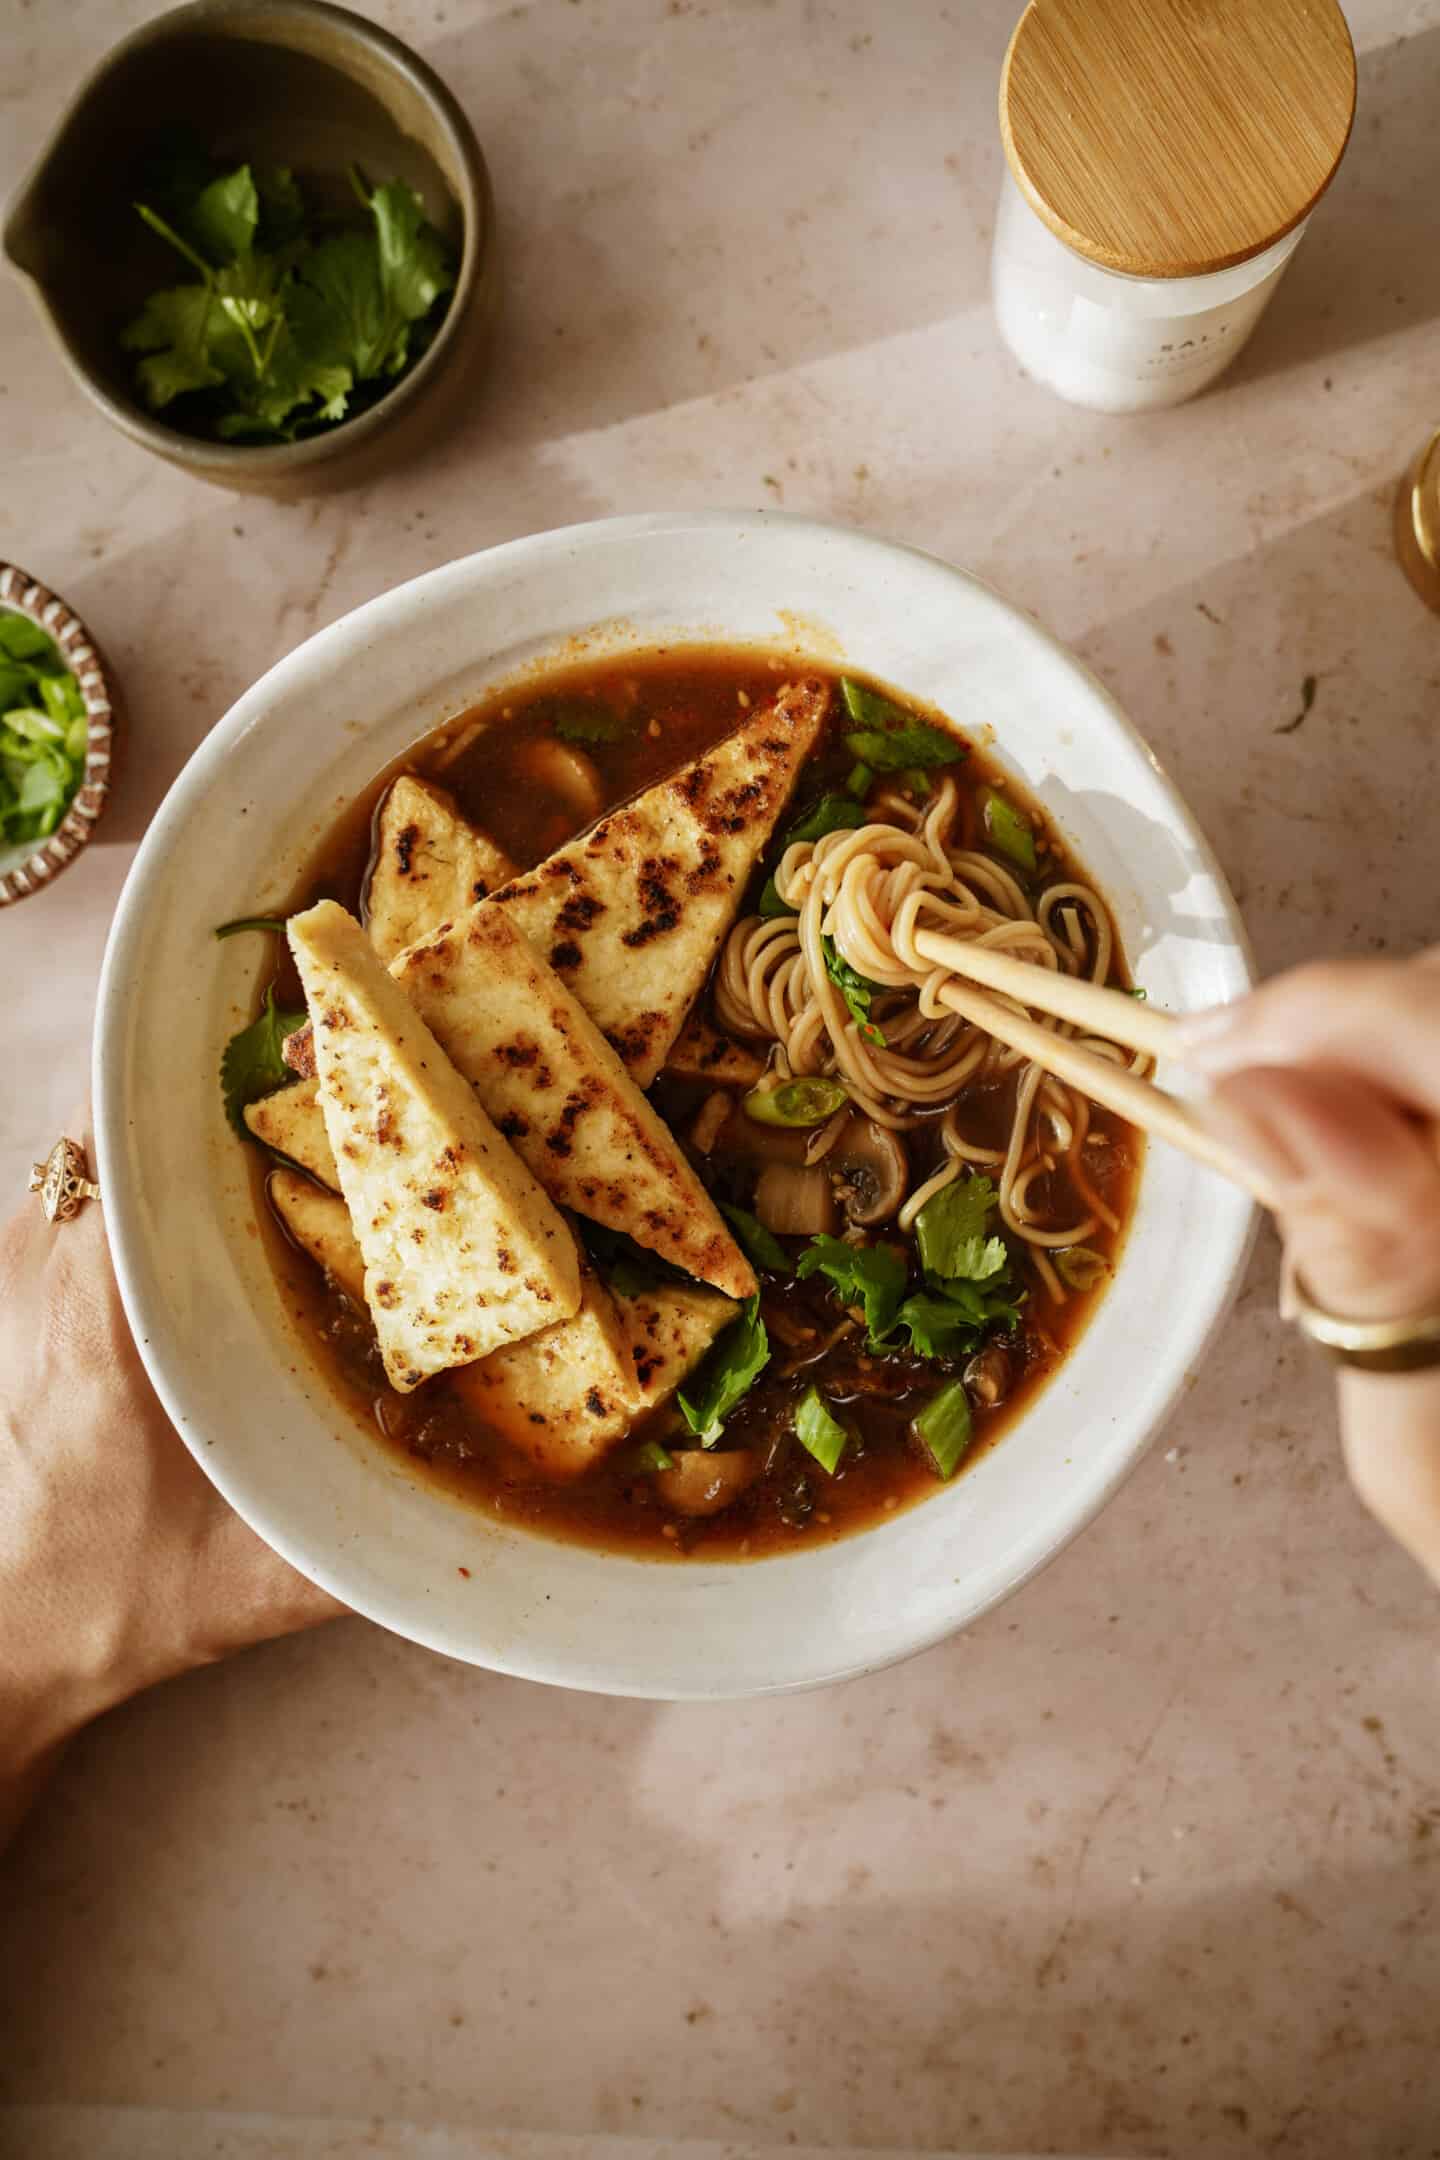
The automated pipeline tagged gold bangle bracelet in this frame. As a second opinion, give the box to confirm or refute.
[1290,1273,1440,1374]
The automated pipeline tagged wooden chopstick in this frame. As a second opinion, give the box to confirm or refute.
[909,926,1276,1210]
[910,927,1178,1060]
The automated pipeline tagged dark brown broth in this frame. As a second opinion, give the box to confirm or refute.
[253,648,1142,1561]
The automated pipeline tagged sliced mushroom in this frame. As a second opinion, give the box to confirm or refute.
[689,1089,733,1155]
[656,1448,762,1517]
[517,739,604,820]
[753,1162,838,1238]
[827,1114,908,1227]
[963,1345,1012,1408]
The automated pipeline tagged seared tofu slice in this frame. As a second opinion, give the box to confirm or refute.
[448,1273,639,1480]
[276,785,515,1078]
[245,1082,338,1189]
[393,905,756,1301]
[367,775,518,965]
[288,900,581,1390]
[613,1282,737,1409]
[270,1170,365,1301]
[664,1009,766,1087]
[489,678,829,1085]
[274,1177,640,1481]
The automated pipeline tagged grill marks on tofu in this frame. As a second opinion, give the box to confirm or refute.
[488,678,829,1087]
[288,901,580,1391]
[446,1272,640,1479]
[391,902,756,1300]
[245,1082,341,1187]
[612,1283,736,1405]
[664,1010,766,1087]
[446,1280,736,1480]
[271,1179,661,1482]
[365,775,519,965]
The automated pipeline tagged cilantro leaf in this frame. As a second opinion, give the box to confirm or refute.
[122,162,454,444]
[190,164,259,263]
[822,935,886,1047]
[889,1280,1022,1358]
[878,1176,1023,1357]
[677,1295,770,1445]
[221,986,308,1136]
[365,176,455,327]
[718,1201,793,1277]
[795,1234,906,1344]
[913,1175,1001,1280]
[888,1293,984,1361]
[287,227,400,381]
[122,285,228,408]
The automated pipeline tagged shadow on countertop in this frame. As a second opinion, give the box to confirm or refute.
[1225,25,1440,392]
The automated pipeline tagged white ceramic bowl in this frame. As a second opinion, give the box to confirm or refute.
[95,511,1253,1699]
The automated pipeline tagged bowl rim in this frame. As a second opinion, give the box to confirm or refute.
[0,562,117,908]
[1,0,490,475]
[93,509,1258,1697]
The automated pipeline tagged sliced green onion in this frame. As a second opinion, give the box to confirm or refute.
[901,767,932,799]
[840,676,908,730]
[846,760,874,799]
[1056,1246,1108,1292]
[744,1076,849,1128]
[630,1438,676,1473]
[913,1379,973,1480]
[982,788,1037,873]
[214,915,289,940]
[795,1385,848,1475]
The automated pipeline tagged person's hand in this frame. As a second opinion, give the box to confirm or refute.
[1181,951,1440,1585]
[0,1121,342,1838]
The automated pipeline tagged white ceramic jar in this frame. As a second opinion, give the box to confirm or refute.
[992,176,1311,414]
[994,0,1356,415]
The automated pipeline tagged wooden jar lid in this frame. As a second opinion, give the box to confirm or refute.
[1000,0,1357,278]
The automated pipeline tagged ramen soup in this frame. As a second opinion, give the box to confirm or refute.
[229,652,1143,1558]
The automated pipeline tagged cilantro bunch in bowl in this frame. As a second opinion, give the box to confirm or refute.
[0,611,90,848]
[121,149,455,444]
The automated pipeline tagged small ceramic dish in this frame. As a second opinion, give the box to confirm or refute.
[2,0,495,497]
[94,511,1255,1699]
[0,563,117,909]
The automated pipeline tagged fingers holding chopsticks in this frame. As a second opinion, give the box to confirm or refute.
[1174,949,1440,1117]
[1185,958,1440,1589]
[1205,1063,1440,1324]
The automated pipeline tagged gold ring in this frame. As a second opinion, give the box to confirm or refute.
[1290,1271,1440,1374]
[28,1137,101,1224]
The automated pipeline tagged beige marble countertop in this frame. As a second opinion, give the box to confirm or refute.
[3,2,1439,2156]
